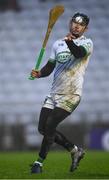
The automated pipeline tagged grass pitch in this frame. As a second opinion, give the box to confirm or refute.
[0,151,109,179]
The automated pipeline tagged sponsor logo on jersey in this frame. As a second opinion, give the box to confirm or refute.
[56,51,71,63]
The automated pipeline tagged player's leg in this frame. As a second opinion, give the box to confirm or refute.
[30,95,54,173]
[53,94,79,151]
[38,95,76,152]
[31,107,53,174]
[54,94,85,172]
[38,107,70,160]
[38,107,53,135]
[38,107,77,153]
[31,106,70,173]
[39,106,84,171]
[38,107,78,158]
[55,130,75,151]
[38,95,54,136]
[31,94,84,173]
[54,130,85,172]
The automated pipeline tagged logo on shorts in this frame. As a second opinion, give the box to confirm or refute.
[64,98,80,111]
[65,100,74,109]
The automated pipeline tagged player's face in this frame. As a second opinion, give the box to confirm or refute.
[70,21,87,38]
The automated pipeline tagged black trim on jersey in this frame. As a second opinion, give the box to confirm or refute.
[40,61,56,77]
[65,40,87,58]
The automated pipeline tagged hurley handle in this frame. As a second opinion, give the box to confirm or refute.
[28,48,45,80]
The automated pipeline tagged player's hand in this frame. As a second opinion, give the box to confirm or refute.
[64,33,76,40]
[31,69,41,78]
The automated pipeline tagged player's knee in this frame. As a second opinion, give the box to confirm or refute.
[45,119,55,136]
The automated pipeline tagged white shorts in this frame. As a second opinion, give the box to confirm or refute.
[42,94,81,113]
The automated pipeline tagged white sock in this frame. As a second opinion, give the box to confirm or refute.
[71,145,78,153]
[34,161,43,166]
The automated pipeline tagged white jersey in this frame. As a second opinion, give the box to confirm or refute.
[49,35,93,96]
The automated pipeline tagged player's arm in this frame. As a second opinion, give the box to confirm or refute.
[65,40,87,58]
[31,60,56,78]
[64,33,86,58]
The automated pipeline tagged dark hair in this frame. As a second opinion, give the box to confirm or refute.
[72,12,90,26]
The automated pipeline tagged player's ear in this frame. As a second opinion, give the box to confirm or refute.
[84,26,88,32]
